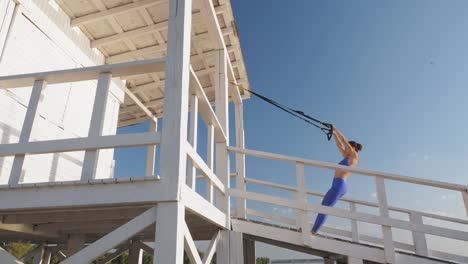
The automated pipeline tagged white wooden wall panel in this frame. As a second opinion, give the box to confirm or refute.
[0,1,124,183]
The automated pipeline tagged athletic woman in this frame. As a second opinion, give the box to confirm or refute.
[311,128,362,234]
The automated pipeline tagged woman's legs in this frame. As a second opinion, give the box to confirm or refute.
[311,178,347,233]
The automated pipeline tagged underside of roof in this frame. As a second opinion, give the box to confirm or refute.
[55,0,250,127]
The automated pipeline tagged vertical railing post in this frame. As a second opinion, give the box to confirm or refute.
[410,212,428,256]
[206,124,215,204]
[187,94,198,188]
[234,101,246,218]
[375,177,395,263]
[463,190,468,217]
[350,202,359,242]
[155,0,192,262]
[215,49,229,225]
[81,73,112,181]
[295,162,309,244]
[9,79,46,186]
[145,119,158,176]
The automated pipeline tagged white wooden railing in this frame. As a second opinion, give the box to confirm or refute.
[228,147,468,263]
[0,58,165,186]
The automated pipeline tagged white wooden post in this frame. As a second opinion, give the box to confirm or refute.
[235,102,246,218]
[158,0,192,201]
[410,212,428,256]
[128,240,143,264]
[9,80,46,186]
[187,94,198,188]
[206,124,214,204]
[375,177,395,263]
[216,230,230,264]
[81,73,112,181]
[145,119,158,176]
[350,202,359,242]
[463,191,468,217]
[295,162,309,244]
[229,231,244,264]
[155,202,185,264]
[215,49,229,222]
[155,0,192,258]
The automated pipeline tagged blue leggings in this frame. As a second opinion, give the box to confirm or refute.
[312,177,347,233]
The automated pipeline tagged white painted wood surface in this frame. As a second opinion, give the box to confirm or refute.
[183,222,203,264]
[234,101,246,218]
[202,231,219,264]
[62,207,157,264]
[375,177,395,263]
[145,120,158,176]
[410,212,428,256]
[187,94,199,189]
[155,202,185,264]
[81,73,112,181]
[158,0,192,200]
[8,80,46,186]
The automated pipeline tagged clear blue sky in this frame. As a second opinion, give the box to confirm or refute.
[115,0,468,259]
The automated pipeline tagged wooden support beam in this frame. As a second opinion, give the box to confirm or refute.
[9,80,46,186]
[158,0,192,200]
[0,132,160,156]
[410,212,428,256]
[71,0,164,26]
[154,202,185,264]
[206,124,214,204]
[0,223,59,238]
[375,177,395,263]
[183,222,203,264]
[216,230,229,264]
[81,73,112,181]
[229,231,243,264]
[62,207,157,264]
[189,67,226,142]
[214,50,230,227]
[145,120,158,176]
[91,21,168,48]
[0,58,166,89]
[202,231,219,264]
[463,191,468,217]
[186,144,224,193]
[187,94,198,189]
[234,101,246,218]
[349,202,359,242]
[295,162,309,244]
[182,185,227,228]
[198,0,225,50]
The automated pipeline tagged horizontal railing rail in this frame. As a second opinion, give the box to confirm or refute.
[228,146,468,263]
[0,59,167,185]
[228,147,468,192]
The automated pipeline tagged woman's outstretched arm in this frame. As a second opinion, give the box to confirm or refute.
[333,128,355,155]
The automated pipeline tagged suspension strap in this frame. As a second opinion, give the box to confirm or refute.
[230,82,334,141]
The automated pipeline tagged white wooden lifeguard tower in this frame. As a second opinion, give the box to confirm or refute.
[0,0,468,263]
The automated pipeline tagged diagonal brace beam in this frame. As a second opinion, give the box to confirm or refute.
[202,231,219,264]
[183,222,202,264]
[62,207,157,264]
